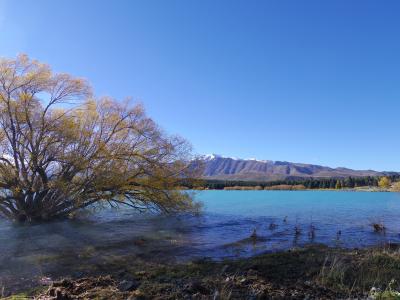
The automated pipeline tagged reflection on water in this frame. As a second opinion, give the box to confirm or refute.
[1,190,400,293]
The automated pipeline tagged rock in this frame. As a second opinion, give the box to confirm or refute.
[47,287,70,300]
[135,270,147,276]
[118,279,139,292]
[39,276,53,285]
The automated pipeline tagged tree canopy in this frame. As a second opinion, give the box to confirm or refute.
[378,176,391,189]
[0,54,200,222]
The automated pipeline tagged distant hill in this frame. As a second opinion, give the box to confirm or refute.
[199,154,396,181]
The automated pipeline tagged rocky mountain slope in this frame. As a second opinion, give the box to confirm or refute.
[200,154,392,181]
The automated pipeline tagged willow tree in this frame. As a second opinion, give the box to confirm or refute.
[0,55,199,222]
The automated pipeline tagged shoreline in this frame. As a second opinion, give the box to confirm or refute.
[191,187,395,192]
[6,244,400,299]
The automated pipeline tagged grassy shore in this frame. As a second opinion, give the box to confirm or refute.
[6,244,400,299]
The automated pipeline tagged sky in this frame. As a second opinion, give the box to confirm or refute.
[0,0,399,171]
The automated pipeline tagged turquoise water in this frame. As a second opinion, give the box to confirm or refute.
[198,190,400,251]
[1,190,400,293]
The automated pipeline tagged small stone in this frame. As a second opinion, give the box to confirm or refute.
[39,276,53,285]
[213,290,220,300]
[118,279,139,292]
[135,271,147,276]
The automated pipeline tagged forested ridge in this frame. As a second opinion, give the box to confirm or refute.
[181,175,400,190]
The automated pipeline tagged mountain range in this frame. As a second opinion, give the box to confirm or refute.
[199,154,396,181]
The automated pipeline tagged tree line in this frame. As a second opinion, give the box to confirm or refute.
[181,175,400,190]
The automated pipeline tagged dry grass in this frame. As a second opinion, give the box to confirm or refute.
[264,184,306,190]
[317,255,348,289]
[8,245,400,299]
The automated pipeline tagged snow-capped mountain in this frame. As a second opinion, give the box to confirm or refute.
[199,154,392,181]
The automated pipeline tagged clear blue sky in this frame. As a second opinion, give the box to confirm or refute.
[1,0,399,171]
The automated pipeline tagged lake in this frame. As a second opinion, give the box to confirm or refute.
[1,190,400,293]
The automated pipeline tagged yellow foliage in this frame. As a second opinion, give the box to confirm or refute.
[378,176,391,189]
[0,54,200,222]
